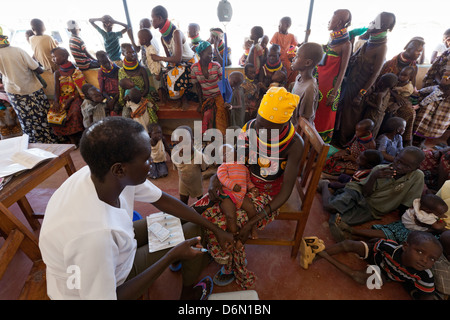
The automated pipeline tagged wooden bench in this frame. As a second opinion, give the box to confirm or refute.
[0,202,48,300]
[246,118,330,258]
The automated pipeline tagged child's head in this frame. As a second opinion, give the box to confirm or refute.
[138,28,153,47]
[357,149,383,169]
[250,26,264,42]
[243,37,253,50]
[368,12,396,33]
[271,70,287,84]
[291,42,324,72]
[378,73,398,90]
[30,18,45,34]
[244,63,256,81]
[228,71,244,88]
[128,88,142,104]
[278,17,292,34]
[81,83,95,100]
[101,15,114,32]
[80,117,150,183]
[419,194,448,219]
[260,35,269,49]
[66,20,80,35]
[121,43,137,61]
[148,123,163,141]
[402,231,442,271]
[392,146,425,175]
[355,119,374,138]
[267,44,281,65]
[96,50,112,69]
[139,18,152,30]
[51,47,70,66]
[328,9,352,31]
[188,23,200,39]
[88,87,104,104]
[384,116,406,136]
[119,78,135,90]
[397,67,415,84]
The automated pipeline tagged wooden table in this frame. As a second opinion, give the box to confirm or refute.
[0,143,76,230]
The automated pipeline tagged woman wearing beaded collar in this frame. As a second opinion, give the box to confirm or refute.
[151,5,196,110]
[333,12,396,148]
[314,9,352,144]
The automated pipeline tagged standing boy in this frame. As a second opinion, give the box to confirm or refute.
[290,42,323,127]
[29,18,58,72]
[67,20,100,71]
[89,15,129,66]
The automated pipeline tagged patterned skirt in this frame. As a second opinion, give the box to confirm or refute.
[7,89,63,143]
[192,192,278,289]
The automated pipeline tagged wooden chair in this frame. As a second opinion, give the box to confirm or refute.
[246,117,330,258]
[0,202,48,300]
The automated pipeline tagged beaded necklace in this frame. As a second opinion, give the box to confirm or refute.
[368,31,387,45]
[123,58,140,71]
[263,58,283,73]
[329,28,349,46]
[190,35,202,45]
[160,19,176,43]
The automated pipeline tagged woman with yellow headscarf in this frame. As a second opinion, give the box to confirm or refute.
[192,87,304,289]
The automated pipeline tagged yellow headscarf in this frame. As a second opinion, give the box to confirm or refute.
[257,87,300,124]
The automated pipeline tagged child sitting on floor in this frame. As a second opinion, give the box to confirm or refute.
[336,193,448,244]
[148,123,171,179]
[290,42,323,126]
[0,97,22,139]
[320,146,425,241]
[316,231,443,300]
[376,116,406,163]
[217,144,260,245]
[363,73,398,138]
[124,88,157,131]
[323,119,376,177]
[327,149,383,190]
[171,125,208,205]
[226,71,246,128]
[81,85,108,128]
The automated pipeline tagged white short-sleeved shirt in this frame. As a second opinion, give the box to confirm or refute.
[0,46,42,95]
[39,166,162,300]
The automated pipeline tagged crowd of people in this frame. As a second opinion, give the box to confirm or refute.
[0,5,450,301]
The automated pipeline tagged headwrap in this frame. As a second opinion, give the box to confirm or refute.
[195,41,211,55]
[257,87,300,124]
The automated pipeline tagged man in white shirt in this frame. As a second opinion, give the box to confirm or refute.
[39,117,233,300]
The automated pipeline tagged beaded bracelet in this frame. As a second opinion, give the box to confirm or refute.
[359,89,367,96]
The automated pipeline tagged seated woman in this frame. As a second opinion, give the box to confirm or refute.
[191,87,303,289]
[378,37,425,146]
[150,5,197,110]
[50,47,86,147]
[118,43,156,116]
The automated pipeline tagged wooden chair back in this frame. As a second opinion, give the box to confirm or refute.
[0,202,48,299]
[246,118,329,257]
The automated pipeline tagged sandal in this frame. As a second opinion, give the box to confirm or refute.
[213,266,235,286]
[193,276,214,300]
[299,238,315,270]
[304,236,325,254]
